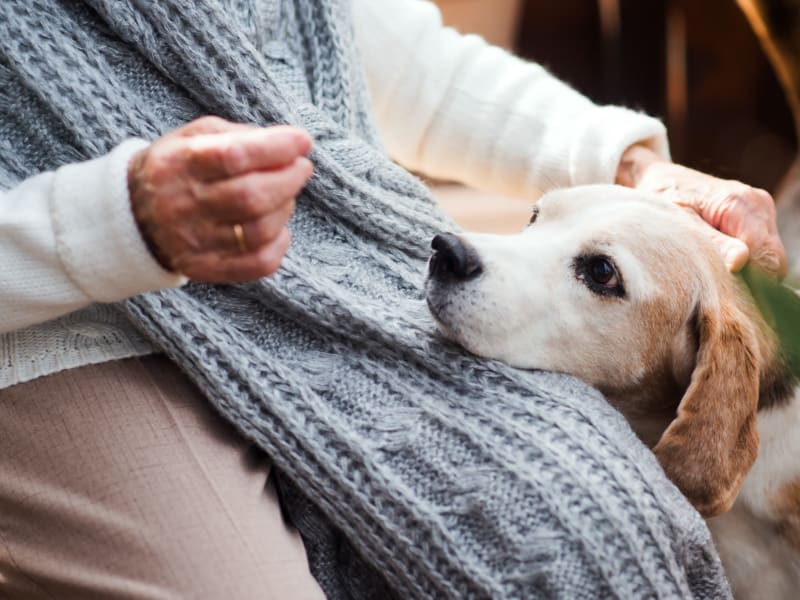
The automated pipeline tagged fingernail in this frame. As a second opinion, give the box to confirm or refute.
[296,156,313,173]
[725,246,746,272]
[293,130,312,153]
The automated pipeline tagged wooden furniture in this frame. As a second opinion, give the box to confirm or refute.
[735,0,800,268]
[428,1,800,237]
[515,0,796,193]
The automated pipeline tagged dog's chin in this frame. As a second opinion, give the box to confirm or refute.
[424,289,470,344]
[425,292,488,358]
[425,294,458,340]
[426,292,536,367]
[425,278,502,357]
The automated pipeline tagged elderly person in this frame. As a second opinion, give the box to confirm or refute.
[0,0,784,598]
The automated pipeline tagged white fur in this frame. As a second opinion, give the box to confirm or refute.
[740,396,800,518]
[425,184,799,599]
[426,185,704,391]
[705,395,800,598]
[708,498,800,600]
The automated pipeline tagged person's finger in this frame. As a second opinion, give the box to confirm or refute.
[203,200,295,253]
[174,227,292,282]
[703,226,751,273]
[173,115,257,138]
[664,181,787,278]
[707,187,787,278]
[236,201,296,250]
[197,157,312,221]
[187,126,312,181]
[745,232,787,279]
[700,212,785,276]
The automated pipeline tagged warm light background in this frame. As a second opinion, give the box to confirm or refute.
[428,0,798,234]
[428,1,532,233]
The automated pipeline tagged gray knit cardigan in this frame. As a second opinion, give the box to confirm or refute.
[0,0,731,597]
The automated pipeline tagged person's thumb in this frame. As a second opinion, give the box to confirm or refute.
[707,228,750,273]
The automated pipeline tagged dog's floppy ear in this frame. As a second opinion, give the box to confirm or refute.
[653,299,760,518]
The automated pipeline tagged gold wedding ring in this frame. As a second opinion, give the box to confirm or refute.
[232,223,247,253]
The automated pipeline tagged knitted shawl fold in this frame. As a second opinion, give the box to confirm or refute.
[0,1,731,597]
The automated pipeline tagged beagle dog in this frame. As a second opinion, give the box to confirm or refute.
[425,185,800,599]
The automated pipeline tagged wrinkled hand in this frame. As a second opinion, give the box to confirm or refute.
[616,144,787,279]
[128,116,313,283]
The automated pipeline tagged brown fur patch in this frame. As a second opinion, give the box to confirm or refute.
[583,223,782,516]
[653,299,761,518]
[757,358,796,410]
[586,210,796,518]
[599,292,694,449]
[772,479,800,551]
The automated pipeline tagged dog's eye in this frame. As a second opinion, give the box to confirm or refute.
[574,255,625,298]
[589,258,615,285]
[528,205,539,225]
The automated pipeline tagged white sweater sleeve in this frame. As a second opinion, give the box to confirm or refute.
[0,139,186,334]
[352,0,670,198]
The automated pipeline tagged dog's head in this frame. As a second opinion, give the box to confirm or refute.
[425,184,788,517]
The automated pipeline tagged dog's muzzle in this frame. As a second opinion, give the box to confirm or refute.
[428,233,483,281]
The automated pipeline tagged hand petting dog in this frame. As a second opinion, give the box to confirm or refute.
[616,143,787,279]
[424,185,800,598]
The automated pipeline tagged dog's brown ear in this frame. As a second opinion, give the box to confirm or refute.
[653,301,760,518]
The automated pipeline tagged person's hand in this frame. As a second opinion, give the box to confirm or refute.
[616,144,787,279]
[128,116,313,283]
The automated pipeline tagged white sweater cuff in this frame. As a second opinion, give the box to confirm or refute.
[568,105,670,186]
[50,139,188,302]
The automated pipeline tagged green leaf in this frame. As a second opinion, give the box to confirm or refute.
[740,265,800,378]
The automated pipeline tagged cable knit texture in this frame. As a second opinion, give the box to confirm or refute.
[0,1,730,597]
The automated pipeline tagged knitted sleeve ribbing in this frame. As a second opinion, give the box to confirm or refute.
[0,139,185,334]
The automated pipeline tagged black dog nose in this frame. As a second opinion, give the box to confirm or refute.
[429,233,483,280]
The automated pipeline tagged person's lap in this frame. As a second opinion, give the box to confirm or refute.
[0,355,324,599]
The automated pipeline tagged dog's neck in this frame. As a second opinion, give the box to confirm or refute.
[758,359,798,411]
[606,370,798,450]
[599,373,686,449]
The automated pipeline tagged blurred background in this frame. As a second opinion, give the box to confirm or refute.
[430,0,800,232]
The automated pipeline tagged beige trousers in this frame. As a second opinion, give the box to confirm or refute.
[0,355,325,599]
